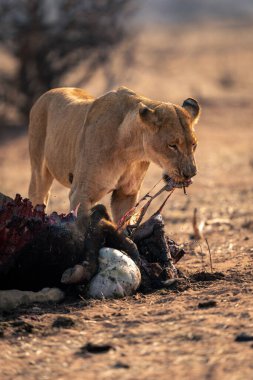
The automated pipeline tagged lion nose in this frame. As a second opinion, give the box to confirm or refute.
[182,168,197,180]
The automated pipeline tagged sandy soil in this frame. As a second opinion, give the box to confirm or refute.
[0,18,253,380]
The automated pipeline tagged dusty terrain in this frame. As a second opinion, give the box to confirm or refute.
[1,16,253,380]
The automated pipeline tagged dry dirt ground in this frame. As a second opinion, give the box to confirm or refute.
[0,20,253,380]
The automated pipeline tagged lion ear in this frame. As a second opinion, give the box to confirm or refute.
[182,98,200,124]
[139,103,160,133]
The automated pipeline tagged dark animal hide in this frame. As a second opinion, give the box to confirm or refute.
[0,193,185,291]
[0,195,139,290]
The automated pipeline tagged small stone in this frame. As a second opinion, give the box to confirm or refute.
[235,333,253,342]
[240,312,250,319]
[78,342,115,355]
[113,361,130,369]
[52,316,75,329]
[12,320,33,334]
[198,300,217,309]
[188,333,202,341]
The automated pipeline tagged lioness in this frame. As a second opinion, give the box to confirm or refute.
[28,86,200,223]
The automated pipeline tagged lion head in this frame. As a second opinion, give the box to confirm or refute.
[139,98,200,183]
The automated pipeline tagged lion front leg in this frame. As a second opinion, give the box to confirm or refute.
[111,188,139,224]
[69,180,110,231]
[69,186,92,231]
[111,161,150,223]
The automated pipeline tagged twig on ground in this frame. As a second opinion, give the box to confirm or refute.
[205,238,213,273]
[192,208,205,240]
[198,242,206,272]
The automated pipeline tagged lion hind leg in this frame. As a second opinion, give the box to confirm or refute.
[28,164,54,207]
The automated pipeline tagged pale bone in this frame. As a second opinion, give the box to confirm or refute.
[61,264,88,284]
[0,288,65,310]
[87,247,141,299]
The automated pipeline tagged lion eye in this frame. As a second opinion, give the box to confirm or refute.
[193,143,197,151]
[169,144,178,152]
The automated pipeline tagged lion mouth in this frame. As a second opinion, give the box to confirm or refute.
[163,174,192,189]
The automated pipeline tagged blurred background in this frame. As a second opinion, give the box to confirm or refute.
[1,0,253,133]
[0,0,253,241]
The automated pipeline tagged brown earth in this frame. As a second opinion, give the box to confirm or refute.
[0,19,253,380]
